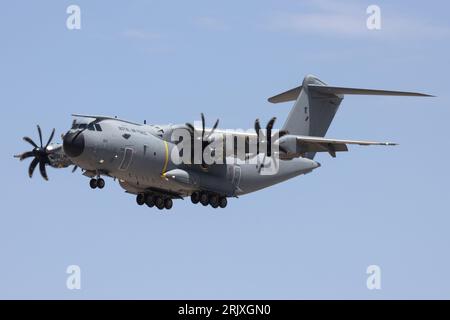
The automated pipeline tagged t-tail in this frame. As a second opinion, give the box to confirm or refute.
[268,74,432,159]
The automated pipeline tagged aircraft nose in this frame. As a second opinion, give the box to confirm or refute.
[63,131,85,158]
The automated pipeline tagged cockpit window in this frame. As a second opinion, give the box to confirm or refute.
[71,121,102,131]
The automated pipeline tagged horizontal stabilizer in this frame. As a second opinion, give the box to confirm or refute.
[268,84,433,103]
[278,134,397,159]
[296,135,397,146]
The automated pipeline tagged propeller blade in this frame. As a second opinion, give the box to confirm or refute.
[37,125,43,147]
[185,123,195,134]
[201,113,205,140]
[45,128,55,149]
[267,118,277,157]
[206,119,220,139]
[254,119,262,154]
[39,161,48,180]
[266,117,276,132]
[23,136,38,148]
[254,119,261,136]
[28,158,39,178]
[211,118,219,133]
[19,151,34,161]
[257,154,266,174]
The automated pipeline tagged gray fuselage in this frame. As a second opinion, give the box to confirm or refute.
[63,117,320,198]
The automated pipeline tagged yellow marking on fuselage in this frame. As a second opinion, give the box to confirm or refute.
[161,141,169,178]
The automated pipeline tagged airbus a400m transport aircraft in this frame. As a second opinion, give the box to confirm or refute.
[15,75,431,210]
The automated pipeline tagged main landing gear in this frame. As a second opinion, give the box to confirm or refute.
[136,193,173,210]
[89,177,105,189]
[190,191,227,209]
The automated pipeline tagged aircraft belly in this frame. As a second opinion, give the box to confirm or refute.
[237,157,319,195]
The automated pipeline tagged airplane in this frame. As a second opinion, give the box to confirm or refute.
[14,75,431,210]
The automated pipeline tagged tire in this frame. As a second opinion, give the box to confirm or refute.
[191,192,200,204]
[136,194,145,206]
[155,197,165,210]
[209,195,219,208]
[164,198,173,210]
[97,178,105,189]
[89,178,97,189]
[145,195,155,208]
[219,197,227,208]
[200,193,209,206]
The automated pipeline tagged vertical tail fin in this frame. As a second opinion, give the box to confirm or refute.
[276,75,343,139]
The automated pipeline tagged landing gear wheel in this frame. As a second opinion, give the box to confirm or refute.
[97,178,105,189]
[136,194,145,206]
[219,197,228,208]
[191,192,200,204]
[89,178,97,189]
[209,195,219,208]
[200,193,209,206]
[164,198,173,210]
[155,197,165,210]
[145,195,155,208]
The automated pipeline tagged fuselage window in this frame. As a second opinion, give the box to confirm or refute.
[78,123,87,130]
[95,124,102,131]
[88,123,95,131]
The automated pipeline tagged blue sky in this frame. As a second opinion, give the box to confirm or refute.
[1,0,449,299]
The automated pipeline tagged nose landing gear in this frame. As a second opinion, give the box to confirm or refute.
[89,177,105,189]
[97,178,105,189]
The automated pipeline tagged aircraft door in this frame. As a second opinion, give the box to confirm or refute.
[118,147,134,171]
[231,165,241,188]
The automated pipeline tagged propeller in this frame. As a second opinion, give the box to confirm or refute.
[253,117,288,173]
[14,125,56,181]
[185,113,220,166]
[254,117,288,157]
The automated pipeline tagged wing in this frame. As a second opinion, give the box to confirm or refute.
[195,129,397,159]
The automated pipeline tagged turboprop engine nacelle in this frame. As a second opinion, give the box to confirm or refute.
[277,134,301,159]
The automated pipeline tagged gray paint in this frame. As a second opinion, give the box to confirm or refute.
[16,75,430,207]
